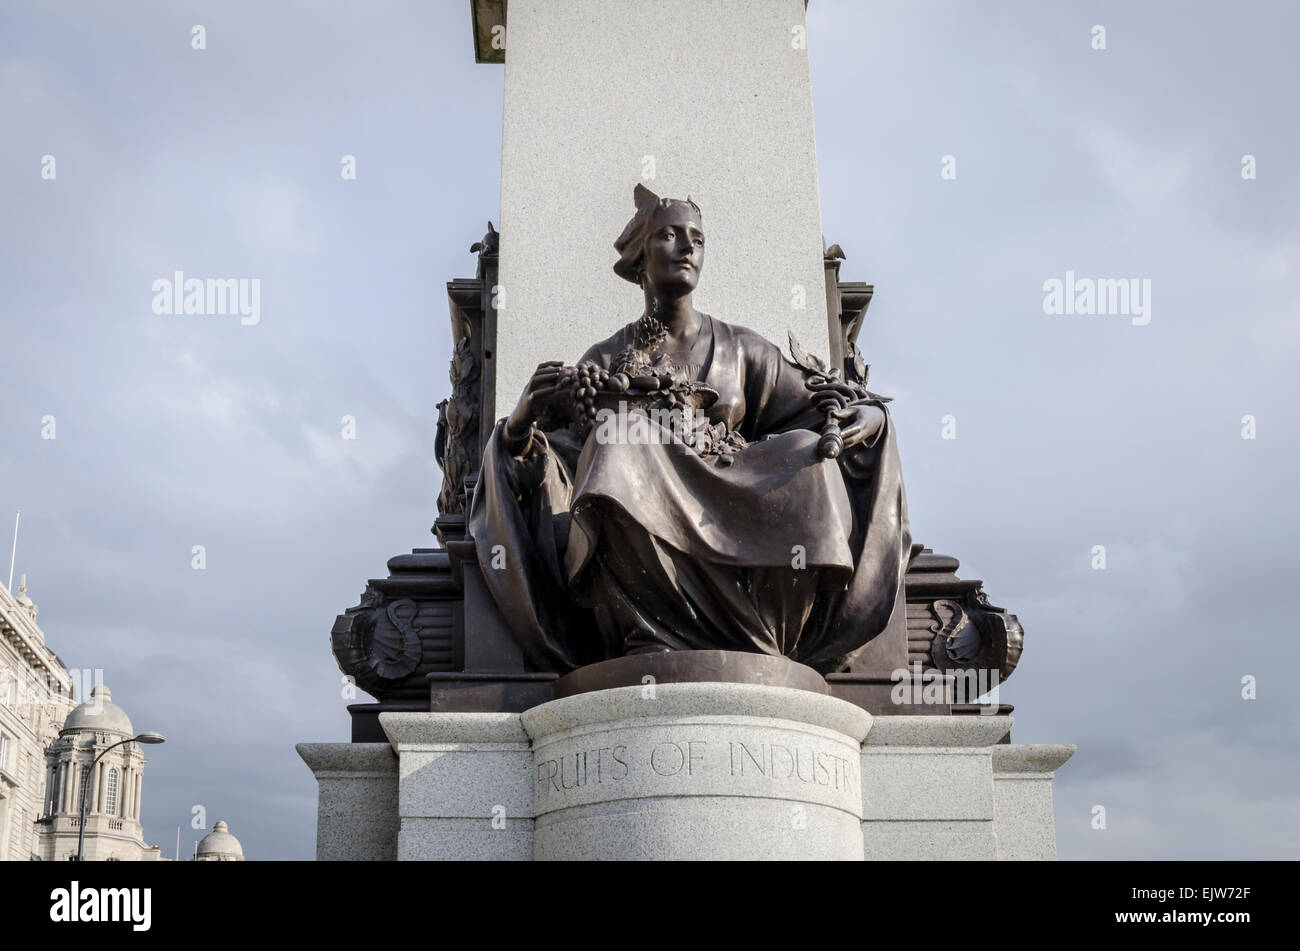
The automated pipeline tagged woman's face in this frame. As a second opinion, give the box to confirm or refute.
[642,203,704,297]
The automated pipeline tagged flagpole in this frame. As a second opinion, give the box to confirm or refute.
[7,511,18,593]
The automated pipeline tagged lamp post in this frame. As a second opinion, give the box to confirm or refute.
[76,732,165,862]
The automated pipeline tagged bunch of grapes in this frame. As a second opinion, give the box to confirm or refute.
[558,361,614,424]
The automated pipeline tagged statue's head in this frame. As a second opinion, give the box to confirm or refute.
[614,184,704,297]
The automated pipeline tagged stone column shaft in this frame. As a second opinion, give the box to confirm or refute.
[494,0,830,415]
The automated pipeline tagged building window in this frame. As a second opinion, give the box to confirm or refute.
[0,733,10,773]
[46,769,59,815]
[106,769,119,816]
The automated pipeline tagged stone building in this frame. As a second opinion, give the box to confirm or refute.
[0,577,77,861]
[1,575,165,861]
[36,684,161,861]
[195,820,245,861]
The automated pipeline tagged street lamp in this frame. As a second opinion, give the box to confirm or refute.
[76,732,165,862]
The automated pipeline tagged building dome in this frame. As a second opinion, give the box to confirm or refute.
[63,685,134,737]
[196,821,244,861]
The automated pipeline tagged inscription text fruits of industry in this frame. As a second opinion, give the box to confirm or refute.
[533,734,859,805]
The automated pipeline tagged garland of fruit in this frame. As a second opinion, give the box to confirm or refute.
[532,347,747,458]
[532,334,886,462]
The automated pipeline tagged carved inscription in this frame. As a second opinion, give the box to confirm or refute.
[534,737,856,796]
[535,745,630,792]
[650,740,708,776]
[727,741,855,794]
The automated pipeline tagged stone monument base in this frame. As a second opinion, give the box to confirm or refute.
[299,661,1073,860]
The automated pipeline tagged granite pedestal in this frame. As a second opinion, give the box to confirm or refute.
[295,743,399,861]
[300,683,1073,860]
[860,716,1012,860]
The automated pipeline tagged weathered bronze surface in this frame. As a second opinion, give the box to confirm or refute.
[333,212,1026,735]
[467,186,914,675]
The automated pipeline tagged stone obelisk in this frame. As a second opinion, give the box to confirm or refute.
[479,0,830,414]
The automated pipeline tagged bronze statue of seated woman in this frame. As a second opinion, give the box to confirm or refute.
[469,185,912,675]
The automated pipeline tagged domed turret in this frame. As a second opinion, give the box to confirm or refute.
[63,685,134,737]
[196,821,245,861]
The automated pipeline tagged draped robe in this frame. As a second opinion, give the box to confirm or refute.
[468,314,912,674]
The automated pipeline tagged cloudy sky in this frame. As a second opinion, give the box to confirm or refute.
[2,0,1296,860]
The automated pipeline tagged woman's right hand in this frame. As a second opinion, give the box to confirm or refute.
[504,360,565,452]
